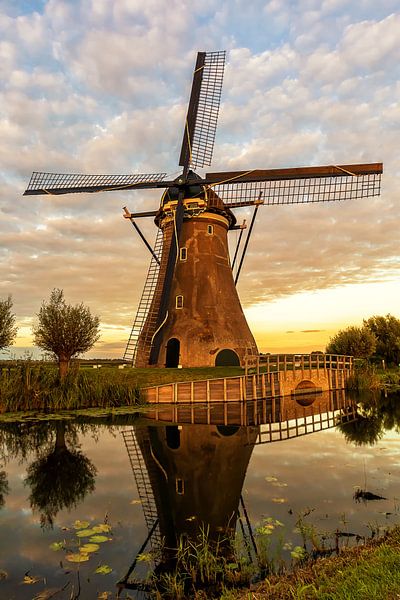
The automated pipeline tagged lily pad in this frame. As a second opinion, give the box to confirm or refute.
[291,546,306,560]
[74,520,90,530]
[76,528,96,537]
[49,542,64,551]
[80,543,100,554]
[66,553,90,563]
[95,564,112,575]
[92,524,111,533]
[89,535,111,544]
[22,574,41,584]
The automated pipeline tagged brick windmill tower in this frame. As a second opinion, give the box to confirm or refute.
[24,51,382,369]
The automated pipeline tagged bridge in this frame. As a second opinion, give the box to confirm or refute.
[141,354,353,404]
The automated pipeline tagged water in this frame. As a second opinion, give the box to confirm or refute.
[0,390,399,599]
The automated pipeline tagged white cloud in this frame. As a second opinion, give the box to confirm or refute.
[0,0,399,356]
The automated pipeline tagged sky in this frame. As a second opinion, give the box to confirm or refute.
[1,0,399,358]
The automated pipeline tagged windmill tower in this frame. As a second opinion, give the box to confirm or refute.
[24,51,383,369]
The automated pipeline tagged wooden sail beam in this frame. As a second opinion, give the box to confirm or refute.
[205,163,383,185]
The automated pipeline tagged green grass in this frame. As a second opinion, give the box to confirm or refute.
[79,364,245,387]
[0,364,245,413]
[233,526,400,600]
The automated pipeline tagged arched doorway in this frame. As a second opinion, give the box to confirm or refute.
[165,425,181,449]
[215,349,240,367]
[166,338,180,368]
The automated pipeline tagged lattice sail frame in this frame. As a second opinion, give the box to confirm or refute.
[25,172,167,195]
[179,51,226,171]
[211,172,382,207]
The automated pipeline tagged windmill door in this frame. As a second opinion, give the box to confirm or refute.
[166,338,180,368]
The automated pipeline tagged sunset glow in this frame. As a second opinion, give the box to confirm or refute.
[1,1,399,359]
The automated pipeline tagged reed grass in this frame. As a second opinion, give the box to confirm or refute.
[0,363,142,412]
[234,525,400,600]
[346,362,381,392]
[0,363,244,413]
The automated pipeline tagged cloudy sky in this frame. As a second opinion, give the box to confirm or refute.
[1,0,399,358]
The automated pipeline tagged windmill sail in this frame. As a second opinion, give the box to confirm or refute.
[179,51,226,171]
[205,163,382,207]
[24,171,167,195]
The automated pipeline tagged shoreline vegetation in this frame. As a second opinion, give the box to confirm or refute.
[0,360,399,414]
[232,525,400,600]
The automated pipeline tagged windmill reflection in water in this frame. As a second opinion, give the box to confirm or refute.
[118,389,357,597]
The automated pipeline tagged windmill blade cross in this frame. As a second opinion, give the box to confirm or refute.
[23,171,168,195]
[179,50,226,173]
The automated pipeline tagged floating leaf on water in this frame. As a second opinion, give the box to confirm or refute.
[265,476,278,483]
[98,592,113,599]
[92,524,111,533]
[49,542,64,552]
[22,574,41,585]
[80,544,100,554]
[95,565,112,575]
[256,526,273,535]
[291,546,306,560]
[130,499,142,505]
[89,535,111,544]
[283,542,293,551]
[74,520,90,530]
[76,528,96,537]
[272,497,288,504]
[66,553,90,563]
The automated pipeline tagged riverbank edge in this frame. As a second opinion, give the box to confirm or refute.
[0,363,398,414]
[234,524,400,600]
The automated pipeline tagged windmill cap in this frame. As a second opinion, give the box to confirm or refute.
[156,170,236,228]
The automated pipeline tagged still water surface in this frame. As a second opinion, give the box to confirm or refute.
[0,390,399,598]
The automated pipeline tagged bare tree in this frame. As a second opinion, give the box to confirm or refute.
[0,296,17,351]
[33,289,100,378]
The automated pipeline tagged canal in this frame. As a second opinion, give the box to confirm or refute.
[0,390,399,598]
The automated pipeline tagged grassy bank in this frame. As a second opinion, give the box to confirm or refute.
[233,525,400,600]
[346,363,400,393]
[0,363,244,412]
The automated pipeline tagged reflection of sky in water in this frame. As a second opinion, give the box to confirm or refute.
[0,421,399,598]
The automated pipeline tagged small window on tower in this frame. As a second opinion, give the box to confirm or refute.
[176,478,185,495]
[180,247,187,261]
[207,225,214,235]
[176,295,184,309]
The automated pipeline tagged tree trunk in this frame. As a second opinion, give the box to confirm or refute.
[55,421,66,451]
[58,357,70,380]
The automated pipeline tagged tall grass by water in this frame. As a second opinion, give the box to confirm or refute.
[0,363,142,412]
[0,363,244,413]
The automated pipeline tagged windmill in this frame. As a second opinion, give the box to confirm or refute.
[24,51,383,369]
